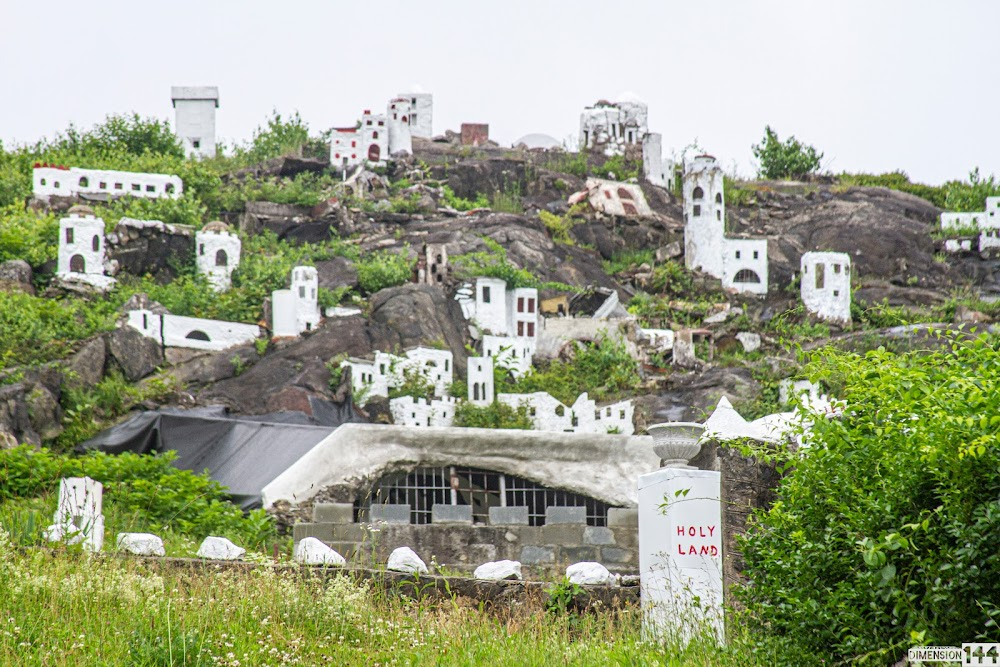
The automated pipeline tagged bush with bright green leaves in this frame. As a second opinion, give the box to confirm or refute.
[0,205,59,267]
[356,248,413,295]
[452,238,539,289]
[0,446,275,548]
[739,334,1000,664]
[751,125,823,180]
[506,337,641,404]
[453,400,533,430]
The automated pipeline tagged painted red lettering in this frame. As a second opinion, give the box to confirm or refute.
[688,527,696,537]
[708,526,716,536]
[676,526,686,536]
[710,545,718,557]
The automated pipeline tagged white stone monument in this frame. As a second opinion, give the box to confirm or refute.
[638,423,723,642]
[800,251,851,324]
[44,476,104,552]
[57,205,116,289]
[171,86,219,159]
[271,266,322,337]
[195,221,241,291]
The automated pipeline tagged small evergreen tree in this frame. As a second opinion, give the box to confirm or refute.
[751,125,823,180]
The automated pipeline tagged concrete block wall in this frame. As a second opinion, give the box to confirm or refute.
[293,503,640,574]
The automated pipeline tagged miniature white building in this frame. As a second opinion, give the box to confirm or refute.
[417,243,448,286]
[331,109,388,170]
[579,96,648,156]
[456,278,539,339]
[272,266,322,337]
[467,356,494,405]
[399,89,433,139]
[57,205,115,289]
[330,128,362,172]
[343,346,454,406]
[390,395,457,427]
[171,86,219,159]
[497,391,634,435]
[641,133,672,187]
[639,328,675,351]
[800,252,851,324]
[387,98,413,156]
[684,155,768,295]
[33,165,182,200]
[45,476,104,552]
[940,196,1000,253]
[127,309,261,352]
[195,221,240,291]
[482,334,534,378]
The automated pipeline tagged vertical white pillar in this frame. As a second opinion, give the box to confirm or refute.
[638,467,724,643]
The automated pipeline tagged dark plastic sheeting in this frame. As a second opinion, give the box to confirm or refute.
[78,405,353,509]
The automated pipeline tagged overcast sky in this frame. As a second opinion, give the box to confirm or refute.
[1,1,996,184]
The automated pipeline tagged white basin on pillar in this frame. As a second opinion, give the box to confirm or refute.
[645,422,706,469]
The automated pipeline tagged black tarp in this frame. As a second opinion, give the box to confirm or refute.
[78,403,356,509]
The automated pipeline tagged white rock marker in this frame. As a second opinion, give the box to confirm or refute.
[196,536,245,561]
[293,537,346,566]
[386,546,428,575]
[473,559,522,581]
[116,532,166,557]
[566,561,614,586]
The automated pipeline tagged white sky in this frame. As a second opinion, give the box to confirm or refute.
[1,0,996,184]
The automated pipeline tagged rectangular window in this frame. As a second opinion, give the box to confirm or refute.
[527,322,535,337]
[115,183,123,190]
[735,250,741,259]
[528,298,535,313]
[517,321,524,336]
[146,185,155,193]
[99,182,107,189]
[517,297,524,312]
[65,228,74,243]
[299,286,305,298]
[815,263,826,289]
[833,264,841,274]
[192,139,201,149]
[693,204,701,217]
[482,286,491,303]
[753,250,759,259]
[132,183,141,191]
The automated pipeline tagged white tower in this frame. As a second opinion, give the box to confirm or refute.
[399,90,433,139]
[801,252,852,324]
[195,221,241,292]
[683,155,727,277]
[360,109,388,165]
[271,266,321,337]
[58,205,108,281]
[171,86,219,159]
[467,356,495,406]
[386,98,413,156]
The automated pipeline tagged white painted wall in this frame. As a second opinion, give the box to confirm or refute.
[642,133,666,187]
[387,98,413,156]
[330,129,362,171]
[271,266,322,337]
[638,468,724,642]
[683,156,726,276]
[639,328,674,351]
[399,91,433,139]
[498,391,634,435]
[586,178,653,217]
[390,395,457,427]
[343,347,454,406]
[800,251,851,323]
[195,229,240,291]
[483,334,534,378]
[45,476,104,552]
[467,356,494,405]
[33,166,182,199]
[126,309,260,351]
[58,213,107,278]
[474,277,509,335]
[579,98,648,156]
[721,238,769,295]
[171,86,219,159]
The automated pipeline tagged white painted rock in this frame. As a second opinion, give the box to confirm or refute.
[473,560,522,581]
[736,332,761,353]
[116,532,165,557]
[196,536,245,561]
[386,546,428,575]
[293,537,346,566]
[566,561,614,586]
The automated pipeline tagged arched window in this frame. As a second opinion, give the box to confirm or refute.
[215,249,228,267]
[79,177,89,188]
[715,193,722,204]
[617,187,634,200]
[69,254,86,273]
[91,235,100,252]
[368,144,381,162]
[185,330,211,341]
[372,130,379,139]
[693,186,704,200]
[733,269,762,284]
[165,183,175,194]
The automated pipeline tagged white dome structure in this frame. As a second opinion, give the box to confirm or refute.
[514,133,561,150]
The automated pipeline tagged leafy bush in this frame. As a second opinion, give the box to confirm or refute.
[452,238,539,289]
[648,260,694,297]
[599,155,641,181]
[233,111,316,166]
[740,335,1000,664]
[508,337,641,404]
[0,205,59,267]
[356,248,413,295]
[217,172,340,211]
[539,210,582,245]
[453,401,533,429]
[439,185,488,211]
[751,126,823,180]
[602,249,655,276]
[0,446,275,546]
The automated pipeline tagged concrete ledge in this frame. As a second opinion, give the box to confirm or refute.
[431,504,473,524]
[545,506,587,524]
[607,508,638,528]
[488,506,530,526]
[313,503,354,524]
[370,504,411,525]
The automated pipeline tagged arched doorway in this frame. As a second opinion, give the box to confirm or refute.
[368,144,381,162]
[733,269,762,284]
[185,330,211,342]
[215,249,228,267]
[69,254,86,273]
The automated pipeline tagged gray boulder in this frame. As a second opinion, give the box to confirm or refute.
[107,327,163,382]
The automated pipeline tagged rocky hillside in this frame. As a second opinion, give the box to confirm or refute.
[2,125,997,449]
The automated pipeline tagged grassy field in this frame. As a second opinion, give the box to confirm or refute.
[0,530,784,667]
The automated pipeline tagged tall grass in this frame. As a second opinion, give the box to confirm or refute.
[0,532,782,666]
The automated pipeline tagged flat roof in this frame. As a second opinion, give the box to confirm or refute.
[171,86,220,107]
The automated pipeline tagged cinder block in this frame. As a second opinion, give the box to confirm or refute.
[583,526,615,546]
[599,546,636,564]
[489,506,530,526]
[292,523,334,543]
[431,504,473,524]
[541,524,585,546]
[611,527,639,549]
[312,502,354,524]
[369,504,411,525]
[561,546,598,563]
[607,508,638,528]
[520,545,555,565]
[545,506,587,525]
[330,523,367,542]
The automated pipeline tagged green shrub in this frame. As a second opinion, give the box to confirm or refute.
[234,111,313,166]
[0,205,59,267]
[508,337,641,404]
[452,238,539,289]
[602,249,655,276]
[356,248,413,294]
[539,210,581,245]
[453,401,533,429]
[598,155,641,181]
[751,126,823,180]
[217,172,340,211]
[0,446,275,547]
[440,185,489,211]
[648,260,694,297]
[836,171,947,208]
[740,335,1000,663]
